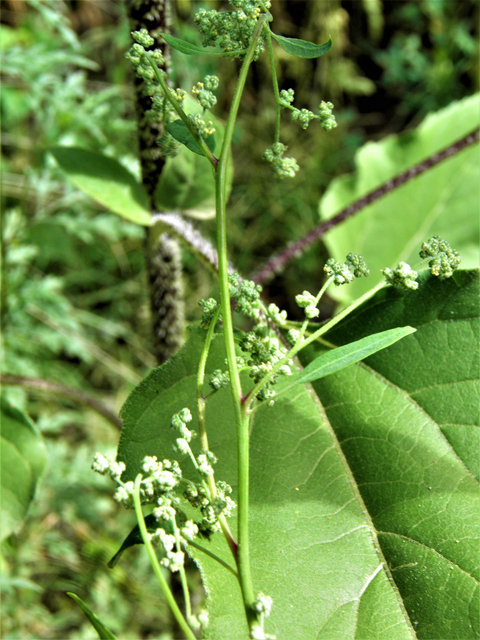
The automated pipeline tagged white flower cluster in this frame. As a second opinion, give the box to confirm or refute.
[295,290,319,319]
[382,262,419,290]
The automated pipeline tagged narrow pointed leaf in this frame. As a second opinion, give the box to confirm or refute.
[166,120,215,157]
[67,593,118,640]
[107,514,158,568]
[0,399,47,541]
[297,326,415,384]
[50,147,151,225]
[161,33,234,57]
[271,33,333,58]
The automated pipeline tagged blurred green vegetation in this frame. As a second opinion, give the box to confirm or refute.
[1,0,477,638]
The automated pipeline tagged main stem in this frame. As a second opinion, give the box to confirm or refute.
[215,16,269,630]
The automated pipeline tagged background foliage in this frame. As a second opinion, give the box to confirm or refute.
[1,1,478,638]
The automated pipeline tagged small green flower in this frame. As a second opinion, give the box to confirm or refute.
[291,107,316,130]
[278,88,295,107]
[382,262,419,290]
[263,142,299,179]
[324,254,369,285]
[199,298,220,329]
[419,236,461,279]
[318,100,337,131]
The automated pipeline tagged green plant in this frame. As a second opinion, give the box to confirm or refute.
[2,1,478,639]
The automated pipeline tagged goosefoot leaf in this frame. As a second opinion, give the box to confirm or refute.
[166,120,216,157]
[50,147,151,226]
[67,593,118,640]
[296,325,416,384]
[161,32,235,57]
[0,399,47,541]
[271,33,333,58]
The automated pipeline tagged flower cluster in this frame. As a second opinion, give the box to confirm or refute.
[263,142,300,179]
[192,75,219,110]
[184,479,236,535]
[295,291,319,319]
[318,100,337,131]
[382,262,419,290]
[419,235,461,279]
[266,303,287,326]
[229,273,263,318]
[209,368,230,390]
[199,298,220,329]
[93,407,237,572]
[251,593,275,639]
[278,88,336,133]
[239,328,292,403]
[291,107,316,130]
[194,0,270,60]
[126,30,185,158]
[324,253,370,286]
[188,113,216,137]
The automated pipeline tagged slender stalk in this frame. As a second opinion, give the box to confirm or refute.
[144,51,218,169]
[265,28,281,143]
[196,307,238,557]
[215,15,269,628]
[132,476,196,640]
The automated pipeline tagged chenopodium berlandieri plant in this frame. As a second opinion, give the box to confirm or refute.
[92,1,462,637]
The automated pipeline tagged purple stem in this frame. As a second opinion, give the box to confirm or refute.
[252,128,480,285]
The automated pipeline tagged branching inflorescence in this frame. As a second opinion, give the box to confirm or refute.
[94,2,463,638]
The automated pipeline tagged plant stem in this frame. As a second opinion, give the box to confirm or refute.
[265,28,281,143]
[132,475,196,640]
[215,14,269,628]
[144,51,218,169]
[196,307,239,557]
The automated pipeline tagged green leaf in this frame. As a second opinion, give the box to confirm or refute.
[108,513,177,568]
[299,269,480,639]
[319,93,480,304]
[155,100,231,218]
[117,271,479,639]
[296,325,416,384]
[67,592,119,640]
[271,33,333,58]
[50,147,151,226]
[0,399,47,541]
[166,120,216,157]
[161,32,231,57]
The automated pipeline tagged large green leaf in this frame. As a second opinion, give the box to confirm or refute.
[319,94,480,304]
[116,270,478,639]
[50,147,151,225]
[299,269,479,639]
[0,400,48,540]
